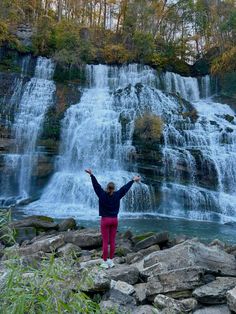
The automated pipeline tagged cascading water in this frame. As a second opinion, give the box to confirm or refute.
[25,63,235,223]
[28,64,154,218]
[0,57,55,203]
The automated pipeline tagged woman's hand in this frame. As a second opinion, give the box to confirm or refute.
[85,169,92,175]
[133,175,141,182]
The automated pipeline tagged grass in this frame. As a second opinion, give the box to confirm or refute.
[0,209,16,245]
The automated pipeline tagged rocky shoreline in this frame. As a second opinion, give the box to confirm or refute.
[1,215,236,313]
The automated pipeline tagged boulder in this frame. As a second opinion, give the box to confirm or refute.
[146,267,205,298]
[106,264,139,285]
[143,240,236,276]
[18,234,65,255]
[134,232,169,251]
[57,243,82,257]
[154,294,197,313]
[14,226,37,244]
[111,280,135,295]
[80,266,110,293]
[193,277,236,304]
[64,229,102,249]
[104,288,136,308]
[10,215,58,231]
[58,218,76,231]
[193,304,231,314]
[80,258,103,269]
[209,239,225,249]
[226,286,236,312]
[134,283,147,304]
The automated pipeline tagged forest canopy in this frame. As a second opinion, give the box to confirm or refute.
[0,0,236,75]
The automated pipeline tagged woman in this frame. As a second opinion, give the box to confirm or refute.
[85,169,141,268]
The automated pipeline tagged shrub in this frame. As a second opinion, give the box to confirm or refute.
[102,44,132,64]
[0,209,15,245]
[135,113,163,142]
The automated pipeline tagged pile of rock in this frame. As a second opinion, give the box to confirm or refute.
[1,215,236,313]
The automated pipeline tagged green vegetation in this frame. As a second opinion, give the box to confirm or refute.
[0,209,15,245]
[0,0,235,76]
[0,255,102,314]
[135,114,163,142]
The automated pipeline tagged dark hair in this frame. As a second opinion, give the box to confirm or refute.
[106,182,115,195]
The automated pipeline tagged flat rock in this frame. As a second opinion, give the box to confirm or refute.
[226,287,236,312]
[18,234,65,255]
[134,232,169,251]
[10,215,58,231]
[64,228,102,248]
[193,304,231,314]
[58,218,76,231]
[193,277,236,304]
[143,240,236,277]
[57,243,82,257]
[154,294,197,313]
[106,264,139,285]
[131,305,160,314]
[111,280,135,295]
[80,266,110,292]
[146,266,205,298]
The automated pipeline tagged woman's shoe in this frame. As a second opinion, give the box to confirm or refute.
[100,261,109,269]
[107,259,115,268]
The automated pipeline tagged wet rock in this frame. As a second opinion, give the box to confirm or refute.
[154,294,197,313]
[146,267,205,299]
[57,243,81,257]
[134,283,147,304]
[226,287,236,312]
[80,266,110,292]
[111,280,135,295]
[14,226,37,244]
[193,277,236,304]
[193,304,231,314]
[134,232,169,251]
[64,228,102,249]
[10,215,58,231]
[209,239,225,249]
[58,218,76,231]
[106,264,139,285]
[143,240,236,276]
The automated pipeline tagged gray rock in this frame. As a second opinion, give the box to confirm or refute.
[143,240,236,276]
[80,266,110,292]
[154,294,197,313]
[14,227,37,244]
[57,243,81,257]
[193,277,236,304]
[64,228,102,248]
[106,264,139,285]
[107,288,136,306]
[134,232,169,251]
[193,304,231,314]
[209,239,225,249]
[226,286,236,312]
[80,258,103,268]
[18,234,65,255]
[146,266,205,298]
[111,280,135,295]
[131,305,160,314]
[10,215,58,231]
[58,218,76,231]
[134,283,147,304]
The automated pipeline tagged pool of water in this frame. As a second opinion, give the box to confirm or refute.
[13,208,236,244]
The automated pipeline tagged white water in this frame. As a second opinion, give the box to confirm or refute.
[19,63,235,223]
[1,57,55,201]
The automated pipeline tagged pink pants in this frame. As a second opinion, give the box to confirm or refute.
[100,217,118,261]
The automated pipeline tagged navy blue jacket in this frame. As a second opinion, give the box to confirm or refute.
[91,174,134,217]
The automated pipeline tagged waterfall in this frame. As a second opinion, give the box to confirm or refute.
[24,64,235,223]
[0,57,55,202]
[28,64,153,218]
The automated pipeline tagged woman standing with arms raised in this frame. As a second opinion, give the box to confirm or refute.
[85,169,141,268]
